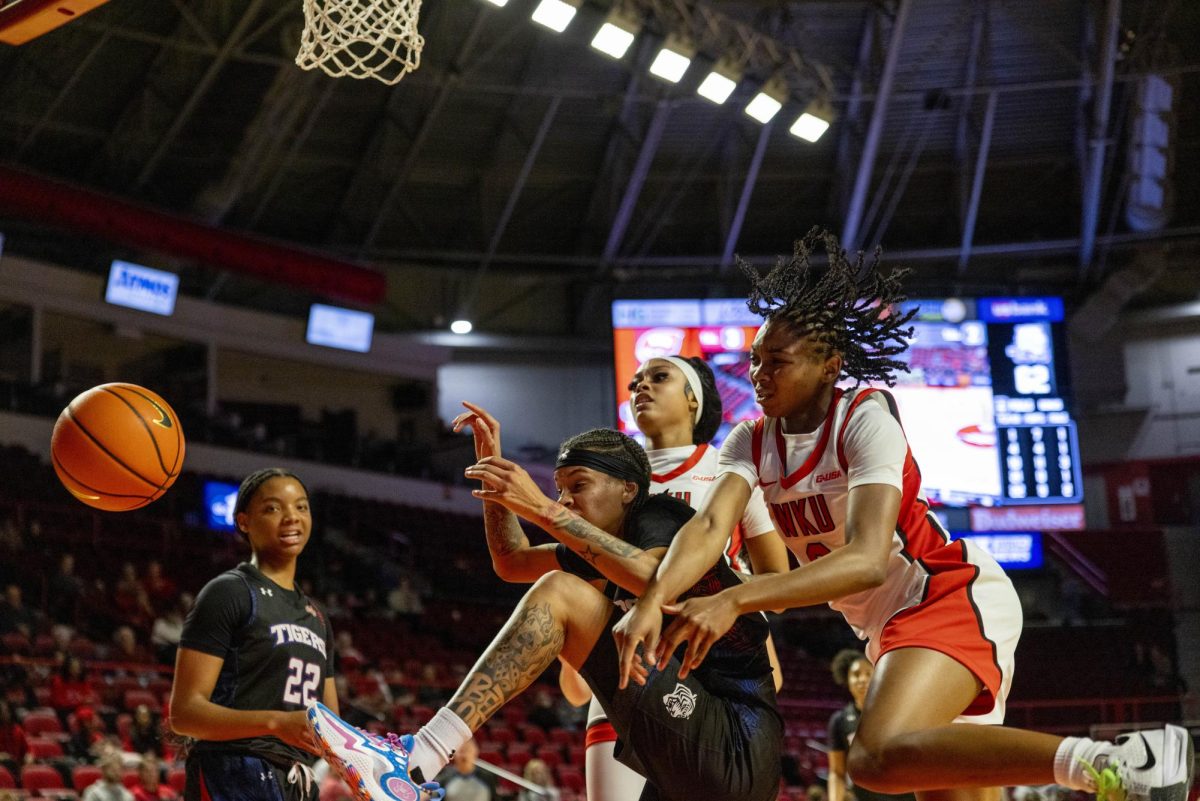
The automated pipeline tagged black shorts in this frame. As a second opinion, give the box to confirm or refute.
[185,751,317,801]
[580,609,782,801]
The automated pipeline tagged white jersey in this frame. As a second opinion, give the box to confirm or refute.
[718,387,1010,646]
[647,443,775,572]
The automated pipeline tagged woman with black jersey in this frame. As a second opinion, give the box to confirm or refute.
[170,468,337,801]
[307,423,783,801]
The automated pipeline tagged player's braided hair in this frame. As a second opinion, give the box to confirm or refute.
[558,428,651,510]
[738,226,917,386]
[831,648,868,687]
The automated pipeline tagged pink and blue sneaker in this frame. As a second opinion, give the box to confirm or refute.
[306,702,444,801]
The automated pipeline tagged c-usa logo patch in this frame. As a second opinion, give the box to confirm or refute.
[662,683,697,720]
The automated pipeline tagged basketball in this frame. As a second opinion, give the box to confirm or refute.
[50,383,186,512]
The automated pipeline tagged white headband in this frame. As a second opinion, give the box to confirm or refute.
[633,355,704,424]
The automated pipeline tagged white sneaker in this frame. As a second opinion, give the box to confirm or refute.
[1092,725,1195,801]
[306,702,443,801]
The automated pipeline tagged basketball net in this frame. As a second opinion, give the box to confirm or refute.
[295,0,424,85]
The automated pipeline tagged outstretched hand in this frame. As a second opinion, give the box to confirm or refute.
[656,592,739,679]
[451,401,502,461]
[464,455,552,523]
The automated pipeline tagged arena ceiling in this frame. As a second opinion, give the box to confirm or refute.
[0,0,1198,337]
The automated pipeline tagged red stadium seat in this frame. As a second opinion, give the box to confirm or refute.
[518,724,546,747]
[115,713,133,740]
[21,764,66,793]
[566,744,585,766]
[168,767,187,793]
[532,746,561,770]
[121,769,140,788]
[548,727,574,747]
[487,726,514,746]
[0,765,14,788]
[478,746,505,766]
[22,711,63,737]
[2,632,30,654]
[556,766,584,794]
[73,765,103,793]
[27,737,64,759]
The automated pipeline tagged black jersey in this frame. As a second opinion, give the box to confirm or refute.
[180,563,334,768]
[555,492,773,696]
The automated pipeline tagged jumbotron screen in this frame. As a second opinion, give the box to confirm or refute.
[612,297,1082,509]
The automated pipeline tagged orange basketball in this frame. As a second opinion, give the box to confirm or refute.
[50,383,186,511]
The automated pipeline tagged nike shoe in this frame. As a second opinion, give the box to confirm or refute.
[307,702,444,801]
[1084,724,1194,801]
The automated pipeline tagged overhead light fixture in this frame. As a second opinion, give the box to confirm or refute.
[745,76,787,124]
[591,9,640,59]
[696,59,741,105]
[648,35,694,83]
[531,0,579,33]
[450,320,473,335]
[481,0,508,7]
[789,98,835,142]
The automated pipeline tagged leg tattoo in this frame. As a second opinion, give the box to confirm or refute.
[448,600,565,730]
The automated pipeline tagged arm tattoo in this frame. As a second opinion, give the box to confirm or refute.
[448,600,564,731]
[484,501,528,557]
[545,503,641,559]
[580,545,601,566]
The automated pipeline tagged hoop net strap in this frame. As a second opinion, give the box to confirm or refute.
[295,0,424,85]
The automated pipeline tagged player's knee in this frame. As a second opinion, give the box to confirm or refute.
[528,570,598,608]
[846,736,915,794]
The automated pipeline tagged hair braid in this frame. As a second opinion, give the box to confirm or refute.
[738,226,917,386]
[557,428,651,509]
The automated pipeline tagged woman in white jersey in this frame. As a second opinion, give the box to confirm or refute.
[559,355,790,801]
[615,228,1192,801]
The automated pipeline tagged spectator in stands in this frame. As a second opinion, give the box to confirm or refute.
[141,562,176,615]
[0,584,36,637]
[434,738,494,801]
[113,563,154,632]
[124,705,163,757]
[51,656,98,720]
[110,626,153,664]
[151,594,192,666]
[826,650,913,801]
[82,753,134,801]
[0,700,29,775]
[526,689,562,733]
[387,576,424,619]
[69,706,109,761]
[333,631,364,671]
[48,553,85,627]
[130,755,176,801]
[81,578,121,640]
[517,759,559,801]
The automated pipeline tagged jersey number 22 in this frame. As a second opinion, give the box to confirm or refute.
[283,658,321,706]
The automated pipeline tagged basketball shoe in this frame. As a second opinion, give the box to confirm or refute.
[307,702,444,801]
[1085,725,1194,801]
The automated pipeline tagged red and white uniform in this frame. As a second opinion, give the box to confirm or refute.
[719,387,1022,724]
[584,442,778,800]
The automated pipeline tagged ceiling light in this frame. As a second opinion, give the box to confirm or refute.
[745,77,787,124]
[450,320,473,335]
[591,9,640,59]
[696,59,741,105]
[531,0,579,33]
[481,0,508,7]
[648,35,694,83]
[789,98,835,142]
